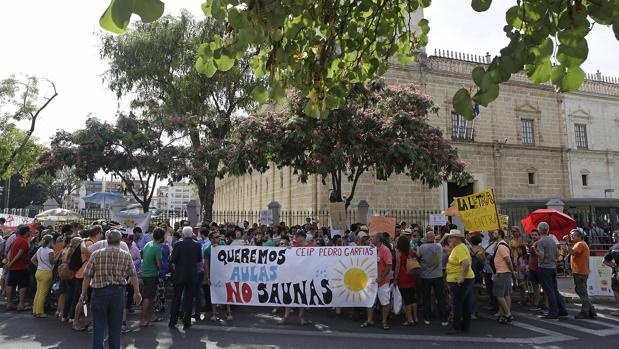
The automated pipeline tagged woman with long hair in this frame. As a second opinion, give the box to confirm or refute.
[394,235,419,326]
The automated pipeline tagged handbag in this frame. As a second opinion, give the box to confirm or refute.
[406,257,421,275]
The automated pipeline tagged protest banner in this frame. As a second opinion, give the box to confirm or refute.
[368,216,397,237]
[259,210,273,225]
[210,246,378,307]
[329,202,347,230]
[0,214,34,227]
[110,211,151,233]
[587,256,615,297]
[429,214,448,227]
[454,188,500,232]
[499,214,509,231]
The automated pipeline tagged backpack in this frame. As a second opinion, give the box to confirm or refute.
[471,248,485,276]
[490,241,511,274]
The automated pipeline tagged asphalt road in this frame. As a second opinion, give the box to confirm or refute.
[0,301,618,349]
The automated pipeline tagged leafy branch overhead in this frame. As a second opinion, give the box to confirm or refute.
[99,0,619,120]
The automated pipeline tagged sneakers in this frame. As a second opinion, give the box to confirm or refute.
[529,306,542,311]
[558,312,569,318]
[575,313,588,319]
[540,315,559,321]
[441,321,449,327]
[423,320,431,325]
[226,313,233,321]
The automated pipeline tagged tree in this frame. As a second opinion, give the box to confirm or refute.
[0,76,55,179]
[98,0,619,119]
[5,174,49,209]
[227,81,470,209]
[37,167,83,207]
[36,114,182,212]
[100,12,261,222]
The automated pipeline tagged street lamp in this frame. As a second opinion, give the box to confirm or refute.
[604,189,615,198]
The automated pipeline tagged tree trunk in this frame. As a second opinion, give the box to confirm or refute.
[202,161,219,223]
[195,177,207,224]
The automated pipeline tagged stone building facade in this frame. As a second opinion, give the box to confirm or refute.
[213,52,619,219]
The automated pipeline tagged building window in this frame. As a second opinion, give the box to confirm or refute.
[575,123,588,149]
[528,172,536,185]
[521,119,534,144]
[451,112,474,141]
[581,174,588,187]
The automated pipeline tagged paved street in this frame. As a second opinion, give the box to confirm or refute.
[0,301,618,349]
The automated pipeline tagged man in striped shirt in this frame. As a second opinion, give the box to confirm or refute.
[81,229,141,349]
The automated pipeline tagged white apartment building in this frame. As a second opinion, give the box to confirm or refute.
[159,182,197,213]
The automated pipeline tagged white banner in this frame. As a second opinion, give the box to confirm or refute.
[429,214,448,226]
[259,210,273,225]
[210,246,378,307]
[587,256,614,297]
[110,211,151,233]
[0,214,34,227]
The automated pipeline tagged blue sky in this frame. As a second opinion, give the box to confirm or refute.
[1,0,617,144]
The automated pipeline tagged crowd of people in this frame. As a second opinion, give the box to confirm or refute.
[1,216,619,349]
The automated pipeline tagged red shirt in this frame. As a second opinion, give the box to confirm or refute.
[397,251,416,288]
[528,243,538,272]
[377,244,393,287]
[8,235,29,270]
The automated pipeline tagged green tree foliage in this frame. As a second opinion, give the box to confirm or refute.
[100,12,261,222]
[227,81,470,209]
[0,76,55,179]
[36,115,182,212]
[99,0,619,120]
[36,167,83,206]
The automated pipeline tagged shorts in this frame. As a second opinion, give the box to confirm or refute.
[377,284,391,306]
[492,272,513,298]
[142,277,158,299]
[7,269,30,289]
[399,287,417,305]
[528,270,540,284]
[612,277,619,292]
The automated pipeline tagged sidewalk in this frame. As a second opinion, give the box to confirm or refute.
[557,276,617,305]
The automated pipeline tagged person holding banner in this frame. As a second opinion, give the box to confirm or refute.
[279,230,309,325]
[444,229,475,334]
[602,231,619,317]
[361,232,392,330]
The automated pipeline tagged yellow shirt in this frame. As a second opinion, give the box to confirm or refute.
[446,243,475,282]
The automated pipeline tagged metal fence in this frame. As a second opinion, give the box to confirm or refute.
[212,208,443,227]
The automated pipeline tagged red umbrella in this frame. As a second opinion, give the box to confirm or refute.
[520,209,576,240]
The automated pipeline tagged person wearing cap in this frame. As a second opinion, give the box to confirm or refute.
[81,229,141,349]
[444,229,475,334]
[280,230,309,325]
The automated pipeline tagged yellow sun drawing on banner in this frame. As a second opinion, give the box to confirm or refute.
[331,257,376,303]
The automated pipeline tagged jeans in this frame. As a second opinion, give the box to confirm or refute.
[33,270,52,316]
[448,279,474,331]
[62,278,78,319]
[421,277,447,322]
[170,283,195,327]
[91,286,125,349]
[539,267,567,317]
[194,272,204,314]
[573,273,594,315]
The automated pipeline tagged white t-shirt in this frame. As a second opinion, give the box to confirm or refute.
[88,240,129,253]
[36,247,54,271]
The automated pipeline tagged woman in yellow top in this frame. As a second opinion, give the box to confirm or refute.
[443,229,475,334]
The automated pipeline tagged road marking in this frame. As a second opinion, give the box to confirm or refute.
[155,321,577,344]
[512,311,619,337]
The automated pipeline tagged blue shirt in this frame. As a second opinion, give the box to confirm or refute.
[136,233,153,251]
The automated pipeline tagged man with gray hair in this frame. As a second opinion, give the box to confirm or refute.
[531,222,568,320]
[169,226,203,330]
[81,229,141,349]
